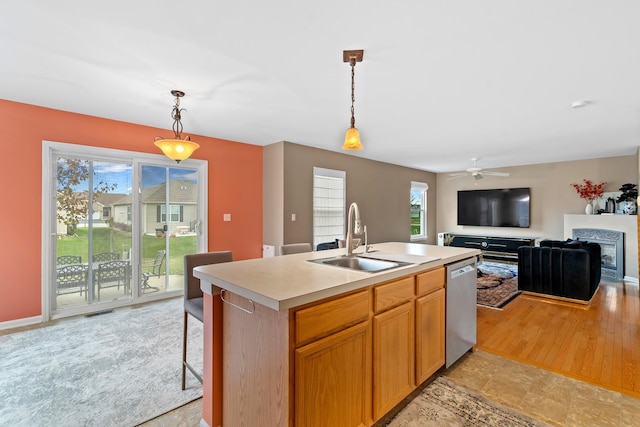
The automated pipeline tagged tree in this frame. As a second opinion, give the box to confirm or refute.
[56,158,117,235]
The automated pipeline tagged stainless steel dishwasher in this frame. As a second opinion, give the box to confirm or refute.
[446,258,477,368]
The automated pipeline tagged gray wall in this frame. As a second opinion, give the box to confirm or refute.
[263,142,438,249]
[436,155,636,241]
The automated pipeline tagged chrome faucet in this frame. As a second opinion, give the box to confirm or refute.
[346,202,362,256]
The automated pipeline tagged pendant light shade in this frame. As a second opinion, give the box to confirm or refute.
[343,127,362,150]
[342,50,364,151]
[154,137,200,162]
[154,90,200,163]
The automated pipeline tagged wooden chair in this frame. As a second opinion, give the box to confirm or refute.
[280,243,312,255]
[141,250,166,293]
[183,251,233,389]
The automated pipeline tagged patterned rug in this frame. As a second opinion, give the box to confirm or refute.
[477,262,520,309]
[0,298,202,427]
[387,377,549,426]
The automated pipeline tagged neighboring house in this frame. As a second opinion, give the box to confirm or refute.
[94,192,129,222]
[112,180,198,235]
[56,191,128,234]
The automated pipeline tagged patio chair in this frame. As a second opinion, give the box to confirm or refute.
[92,252,121,263]
[183,251,233,389]
[95,260,130,300]
[57,255,82,265]
[141,250,166,293]
[56,263,89,297]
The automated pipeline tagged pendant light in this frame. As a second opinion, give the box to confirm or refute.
[342,50,364,151]
[154,90,200,163]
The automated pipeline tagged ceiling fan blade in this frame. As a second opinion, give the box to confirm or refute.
[447,174,468,180]
[482,171,510,177]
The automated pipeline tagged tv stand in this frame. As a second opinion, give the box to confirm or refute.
[441,233,536,262]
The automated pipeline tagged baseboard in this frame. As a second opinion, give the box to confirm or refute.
[0,315,43,332]
[200,418,211,427]
[520,291,592,307]
[623,276,639,285]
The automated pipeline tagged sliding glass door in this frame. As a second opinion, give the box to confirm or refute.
[54,157,133,310]
[139,165,200,296]
[46,142,207,319]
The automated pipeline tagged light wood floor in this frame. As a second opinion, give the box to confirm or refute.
[477,280,640,399]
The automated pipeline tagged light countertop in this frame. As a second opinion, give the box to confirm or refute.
[194,242,480,311]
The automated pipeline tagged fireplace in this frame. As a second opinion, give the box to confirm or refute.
[572,228,624,281]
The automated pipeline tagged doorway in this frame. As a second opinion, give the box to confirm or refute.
[43,142,207,319]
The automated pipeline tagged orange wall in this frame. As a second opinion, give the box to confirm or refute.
[0,99,263,323]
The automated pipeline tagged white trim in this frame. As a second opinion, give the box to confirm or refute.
[410,181,429,241]
[623,276,639,285]
[410,181,429,191]
[0,315,43,332]
[200,418,211,427]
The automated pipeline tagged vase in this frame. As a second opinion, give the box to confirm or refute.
[585,202,593,215]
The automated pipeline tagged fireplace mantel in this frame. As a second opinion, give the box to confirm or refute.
[564,214,638,282]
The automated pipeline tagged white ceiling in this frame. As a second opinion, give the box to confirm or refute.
[1,1,639,173]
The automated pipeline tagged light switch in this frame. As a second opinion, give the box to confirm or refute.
[223,213,231,222]
[291,213,296,221]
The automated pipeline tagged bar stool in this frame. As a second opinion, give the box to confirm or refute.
[182,251,233,390]
[279,243,312,255]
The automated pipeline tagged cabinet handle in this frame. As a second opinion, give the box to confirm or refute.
[220,289,255,314]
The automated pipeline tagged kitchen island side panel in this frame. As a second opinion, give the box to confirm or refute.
[222,292,291,426]
[202,293,223,427]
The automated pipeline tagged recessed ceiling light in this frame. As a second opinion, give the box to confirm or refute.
[570,100,592,109]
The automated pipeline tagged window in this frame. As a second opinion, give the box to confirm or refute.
[410,181,428,240]
[313,167,346,250]
[158,204,183,222]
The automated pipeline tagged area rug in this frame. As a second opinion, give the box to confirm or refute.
[387,376,549,426]
[477,262,520,309]
[0,298,202,427]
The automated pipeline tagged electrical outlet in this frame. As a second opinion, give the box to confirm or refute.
[291,213,296,221]
[223,213,231,222]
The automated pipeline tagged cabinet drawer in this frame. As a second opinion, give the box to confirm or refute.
[416,267,445,297]
[374,276,414,313]
[295,290,369,346]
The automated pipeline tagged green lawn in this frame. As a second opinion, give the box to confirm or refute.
[411,213,421,236]
[57,227,196,274]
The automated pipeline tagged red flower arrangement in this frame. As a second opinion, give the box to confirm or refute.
[571,179,606,202]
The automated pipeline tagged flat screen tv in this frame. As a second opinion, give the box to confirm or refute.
[457,188,530,228]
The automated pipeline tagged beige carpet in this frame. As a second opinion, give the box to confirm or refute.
[0,298,202,427]
[387,377,549,426]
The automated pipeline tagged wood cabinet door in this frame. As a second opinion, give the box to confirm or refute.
[372,301,415,420]
[295,321,370,427]
[415,288,445,384]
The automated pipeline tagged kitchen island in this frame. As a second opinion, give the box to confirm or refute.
[194,242,479,427]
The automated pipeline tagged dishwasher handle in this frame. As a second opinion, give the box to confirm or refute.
[450,265,476,278]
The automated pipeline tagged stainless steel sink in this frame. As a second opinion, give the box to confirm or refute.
[309,255,411,273]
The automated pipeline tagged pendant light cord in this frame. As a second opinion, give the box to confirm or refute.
[350,58,356,128]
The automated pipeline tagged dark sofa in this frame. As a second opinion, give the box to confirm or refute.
[517,239,601,302]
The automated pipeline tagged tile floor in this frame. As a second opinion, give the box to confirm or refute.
[445,350,640,427]
[142,349,640,426]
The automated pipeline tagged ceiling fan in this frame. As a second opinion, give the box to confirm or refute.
[448,158,510,181]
